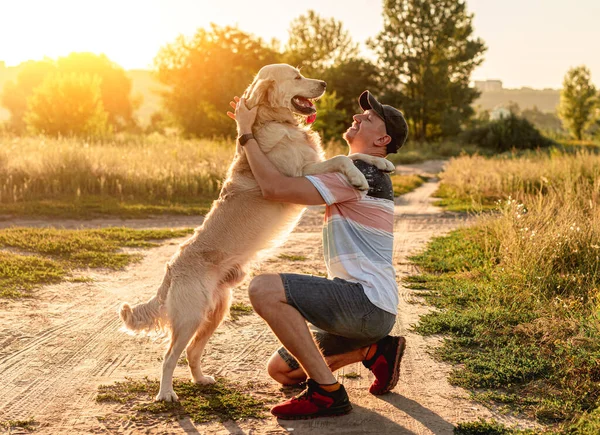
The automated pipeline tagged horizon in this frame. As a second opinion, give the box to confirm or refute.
[2,0,600,89]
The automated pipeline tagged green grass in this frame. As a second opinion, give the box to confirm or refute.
[229,302,253,321]
[0,418,37,431]
[277,253,307,261]
[340,372,361,379]
[409,225,600,432]
[0,251,66,298]
[0,227,192,298]
[0,196,215,219]
[390,174,427,196]
[454,419,537,434]
[96,377,268,423]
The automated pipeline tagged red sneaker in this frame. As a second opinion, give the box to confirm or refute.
[363,336,406,395]
[271,379,352,420]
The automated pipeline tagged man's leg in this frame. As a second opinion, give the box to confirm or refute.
[248,274,337,385]
[267,347,369,385]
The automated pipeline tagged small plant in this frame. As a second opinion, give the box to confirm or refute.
[277,254,307,261]
[0,417,37,431]
[229,302,253,321]
[340,372,361,379]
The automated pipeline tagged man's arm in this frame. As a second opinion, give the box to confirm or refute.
[242,137,325,205]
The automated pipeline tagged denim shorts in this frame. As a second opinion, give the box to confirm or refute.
[277,273,396,370]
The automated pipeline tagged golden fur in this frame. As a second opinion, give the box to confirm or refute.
[119,64,394,402]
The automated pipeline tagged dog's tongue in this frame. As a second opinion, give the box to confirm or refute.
[305,98,316,124]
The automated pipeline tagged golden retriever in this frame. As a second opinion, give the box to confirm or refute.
[119,64,394,402]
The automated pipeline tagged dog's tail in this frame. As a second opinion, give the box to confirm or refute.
[119,265,172,332]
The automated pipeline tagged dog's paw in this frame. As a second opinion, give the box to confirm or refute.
[348,172,369,191]
[193,375,216,385]
[155,390,179,402]
[369,157,395,172]
[376,158,396,173]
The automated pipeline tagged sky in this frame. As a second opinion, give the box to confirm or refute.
[1,0,599,89]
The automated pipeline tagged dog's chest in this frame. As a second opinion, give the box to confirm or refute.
[255,126,322,177]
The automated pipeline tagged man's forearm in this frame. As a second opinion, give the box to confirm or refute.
[242,137,288,197]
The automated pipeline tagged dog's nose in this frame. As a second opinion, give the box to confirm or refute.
[320,81,327,88]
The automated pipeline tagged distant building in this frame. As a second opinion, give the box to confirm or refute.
[474,80,503,92]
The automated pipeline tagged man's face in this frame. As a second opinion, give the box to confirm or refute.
[343,109,387,148]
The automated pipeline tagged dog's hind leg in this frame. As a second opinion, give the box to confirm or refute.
[186,286,232,384]
[155,317,199,402]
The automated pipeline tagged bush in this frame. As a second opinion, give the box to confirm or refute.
[24,73,108,138]
[312,91,347,142]
[461,114,554,152]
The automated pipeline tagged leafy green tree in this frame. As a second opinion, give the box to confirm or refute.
[284,12,381,134]
[320,59,383,116]
[1,59,57,133]
[57,52,138,130]
[369,0,486,140]
[24,72,108,137]
[1,53,137,134]
[285,11,359,75]
[155,24,279,137]
[312,91,348,142]
[558,66,597,140]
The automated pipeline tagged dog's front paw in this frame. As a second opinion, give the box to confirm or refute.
[193,375,216,385]
[155,390,179,402]
[374,158,396,173]
[348,172,369,191]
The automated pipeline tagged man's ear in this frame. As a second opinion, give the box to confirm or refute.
[374,134,391,148]
[244,79,275,108]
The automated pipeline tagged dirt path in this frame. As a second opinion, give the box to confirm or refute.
[0,163,537,434]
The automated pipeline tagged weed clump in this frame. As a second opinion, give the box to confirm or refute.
[97,377,267,423]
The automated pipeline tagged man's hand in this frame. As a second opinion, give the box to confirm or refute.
[227,96,258,135]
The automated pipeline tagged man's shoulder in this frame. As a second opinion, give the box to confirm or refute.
[352,160,394,201]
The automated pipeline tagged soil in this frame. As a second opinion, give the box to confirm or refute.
[0,162,539,434]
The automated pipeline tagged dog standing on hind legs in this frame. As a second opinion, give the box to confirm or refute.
[119,63,394,402]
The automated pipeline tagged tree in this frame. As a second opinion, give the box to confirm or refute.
[56,53,138,130]
[284,11,359,76]
[312,91,348,142]
[155,24,280,137]
[320,58,383,116]
[1,53,137,134]
[284,12,381,135]
[558,66,597,140]
[24,72,108,137]
[1,59,57,133]
[369,0,486,140]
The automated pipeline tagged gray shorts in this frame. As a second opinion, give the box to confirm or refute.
[277,273,396,370]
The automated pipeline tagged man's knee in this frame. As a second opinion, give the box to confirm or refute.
[248,274,284,314]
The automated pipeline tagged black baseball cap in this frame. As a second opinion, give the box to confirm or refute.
[359,90,408,154]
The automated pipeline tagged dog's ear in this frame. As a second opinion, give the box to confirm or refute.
[244,78,275,108]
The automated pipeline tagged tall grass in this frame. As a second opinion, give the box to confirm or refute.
[412,150,600,431]
[0,134,234,204]
[438,150,600,206]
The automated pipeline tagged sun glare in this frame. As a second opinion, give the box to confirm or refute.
[1,0,222,69]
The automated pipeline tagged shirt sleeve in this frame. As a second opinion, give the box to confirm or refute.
[305,173,366,205]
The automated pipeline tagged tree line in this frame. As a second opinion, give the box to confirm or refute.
[1,0,598,142]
